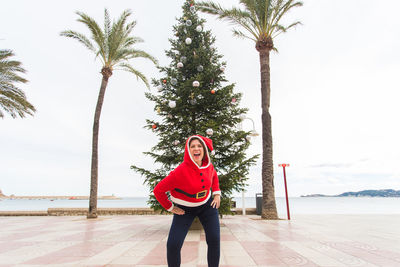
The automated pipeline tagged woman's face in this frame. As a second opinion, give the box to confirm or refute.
[189,139,204,166]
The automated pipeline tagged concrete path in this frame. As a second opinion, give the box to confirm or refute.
[0,214,399,266]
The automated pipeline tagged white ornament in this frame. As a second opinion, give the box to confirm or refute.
[211,150,215,156]
[173,140,180,146]
[169,101,176,108]
[190,99,197,105]
[196,25,202,32]
[171,78,178,85]
[197,65,204,72]
[186,20,192,26]
[190,6,196,13]
[180,56,187,62]
[223,140,230,146]
[192,81,200,87]
[185,37,192,45]
[220,66,226,72]
[157,85,163,92]
[206,128,213,136]
[177,62,184,68]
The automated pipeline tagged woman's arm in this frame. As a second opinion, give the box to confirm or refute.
[153,171,176,211]
[211,168,221,208]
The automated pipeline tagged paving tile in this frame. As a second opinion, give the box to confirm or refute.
[0,214,400,266]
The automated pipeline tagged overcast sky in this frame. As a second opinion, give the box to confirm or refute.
[1,0,399,198]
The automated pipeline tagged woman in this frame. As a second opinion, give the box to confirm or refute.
[154,135,221,267]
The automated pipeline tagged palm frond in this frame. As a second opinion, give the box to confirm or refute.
[197,0,302,45]
[127,49,158,64]
[118,63,150,89]
[0,49,13,60]
[108,9,134,63]
[268,0,303,36]
[196,1,260,40]
[240,0,264,33]
[61,9,157,86]
[104,8,112,61]
[60,30,96,53]
[123,36,143,47]
[75,11,106,62]
[232,29,257,41]
[272,21,301,38]
[0,82,36,119]
[104,8,111,41]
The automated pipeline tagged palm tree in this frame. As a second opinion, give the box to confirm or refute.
[0,49,36,118]
[196,0,302,219]
[61,9,157,219]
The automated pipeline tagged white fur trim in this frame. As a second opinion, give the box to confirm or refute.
[212,191,221,195]
[171,192,211,207]
[187,136,211,169]
[167,204,174,212]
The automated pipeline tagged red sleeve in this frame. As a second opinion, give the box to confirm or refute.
[211,168,221,195]
[153,170,176,211]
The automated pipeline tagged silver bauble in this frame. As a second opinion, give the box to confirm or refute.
[177,62,184,68]
[185,37,192,45]
[169,101,176,108]
[192,81,200,87]
[196,25,202,32]
[206,128,213,136]
[197,65,204,72]
[186,20,192,26]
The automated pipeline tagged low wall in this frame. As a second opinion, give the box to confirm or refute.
[0,207,257,216]
[0,211,48,216]
[48,208,163,216]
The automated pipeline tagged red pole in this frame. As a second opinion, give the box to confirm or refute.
[282,166,291,220]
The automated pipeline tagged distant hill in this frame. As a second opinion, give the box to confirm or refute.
[0,189,6,198]
[301,189,400,197]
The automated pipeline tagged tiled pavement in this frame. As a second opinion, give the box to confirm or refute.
[0,214,399,266]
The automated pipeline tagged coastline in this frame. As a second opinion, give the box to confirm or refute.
[0,207,256,216]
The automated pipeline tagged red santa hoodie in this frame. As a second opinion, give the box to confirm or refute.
[153,135,221,211]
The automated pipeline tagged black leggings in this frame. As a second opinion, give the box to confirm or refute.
[167,197,220,267]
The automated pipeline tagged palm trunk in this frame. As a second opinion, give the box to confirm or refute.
[258,47,278,220]
[87,68,111,219]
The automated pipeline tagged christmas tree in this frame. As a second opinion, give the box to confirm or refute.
[130,0,258,215]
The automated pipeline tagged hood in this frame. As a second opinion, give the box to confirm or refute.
[184,135,213,169]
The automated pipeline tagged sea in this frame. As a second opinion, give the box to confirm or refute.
[1,197,399,215]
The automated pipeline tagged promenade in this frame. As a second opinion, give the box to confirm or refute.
[0,214,399,266]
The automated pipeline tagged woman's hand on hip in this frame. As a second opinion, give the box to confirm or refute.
[171,206,185,215]
[211,194,220,209]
